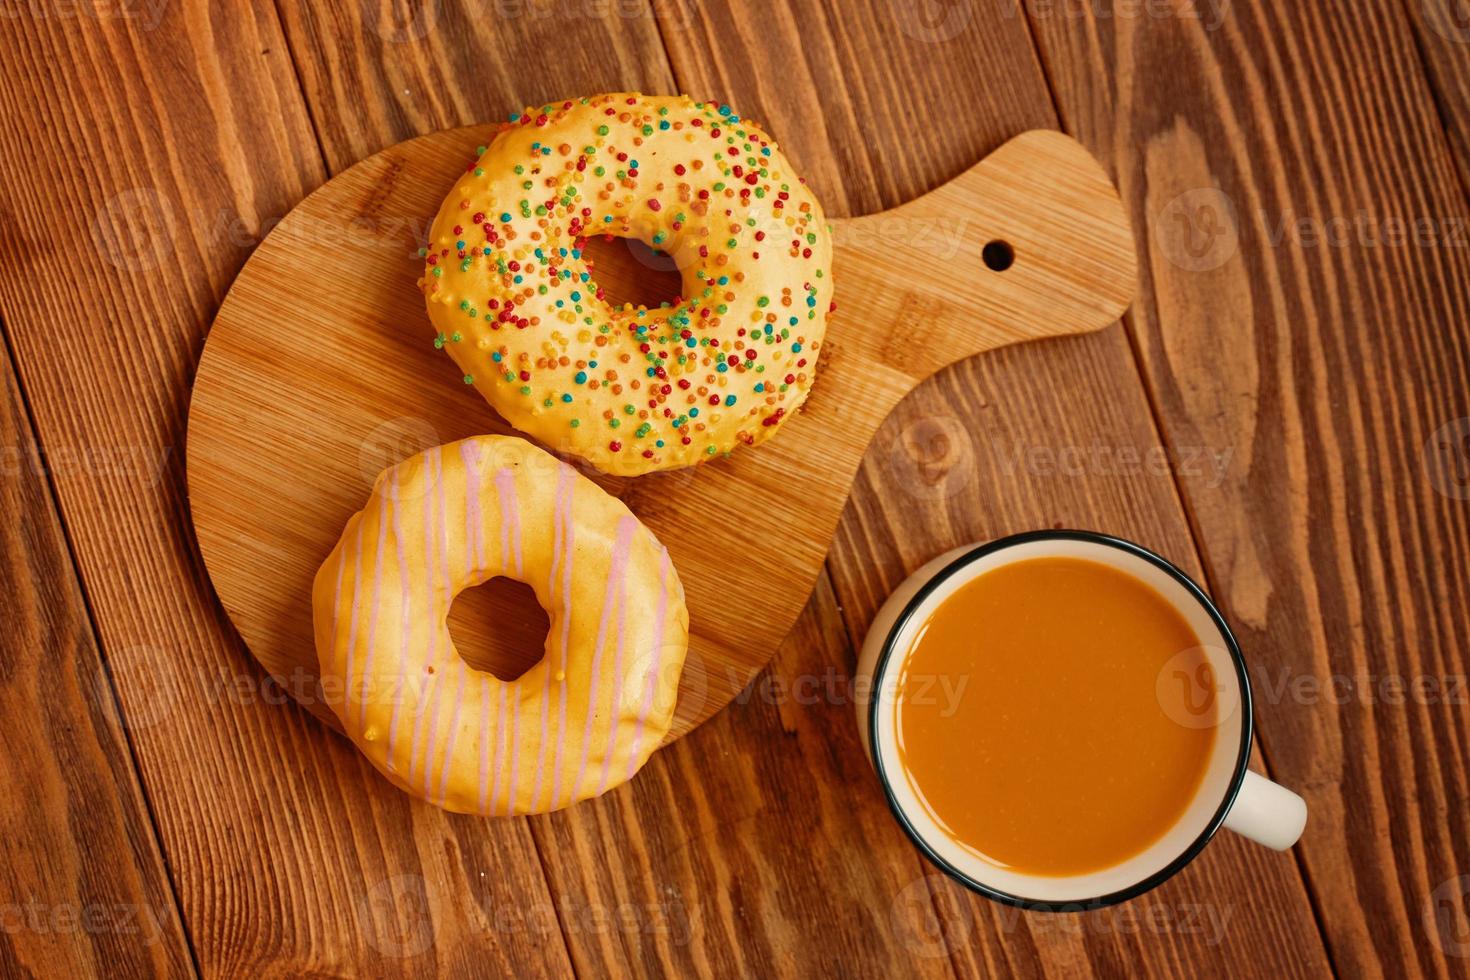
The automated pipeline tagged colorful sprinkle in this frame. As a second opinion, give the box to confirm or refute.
[419,93,832,472]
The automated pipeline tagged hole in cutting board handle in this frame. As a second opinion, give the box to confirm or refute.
[982,239,1014,272]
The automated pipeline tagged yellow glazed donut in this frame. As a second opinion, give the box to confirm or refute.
[421,93,835,476]
[312,435,689,815]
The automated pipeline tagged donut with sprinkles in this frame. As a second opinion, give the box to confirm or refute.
[421,93,835,476]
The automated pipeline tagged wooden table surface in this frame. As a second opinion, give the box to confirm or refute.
[2,1,1469,976]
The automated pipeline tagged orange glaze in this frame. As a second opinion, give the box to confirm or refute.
[893,556,1216,876]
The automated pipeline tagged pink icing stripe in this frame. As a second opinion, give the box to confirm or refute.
[504,688,519,815]
[486,681,505,814]
[330,528,347,660]
[342,519,367,727]
[501,466,526,813]
[385,468,412,771]
[332,535,347,609]
[409,448,442,788]
[627,547,672,779]
[607,547,634,790]
[462,441,483,567]
[495,466,522,575]
[533,466,561,811]
[329,529,349,726]
[455,443,485,810]
[437,663,467,805]
[497,474,510,569]
[493,467,523,811]
[421,448,453,800]
[478,681,490,813]
[357,483,390,732]
[549,466,575,808]
[576,516,636,798]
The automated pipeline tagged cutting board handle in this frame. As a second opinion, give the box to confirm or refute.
[829,130,1136,382]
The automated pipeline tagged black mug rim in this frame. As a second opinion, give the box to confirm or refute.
[867,529,1255,912]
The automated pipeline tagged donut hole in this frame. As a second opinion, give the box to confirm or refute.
[447,576,551,682]
[580,234,684,311]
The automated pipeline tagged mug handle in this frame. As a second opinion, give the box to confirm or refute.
[1222,770,1308,849]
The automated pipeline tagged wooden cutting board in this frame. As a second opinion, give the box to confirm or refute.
[187,126,1135,741]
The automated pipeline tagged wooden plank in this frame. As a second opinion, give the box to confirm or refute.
[1021,0,1470,975]
[656,0,1336,976]
[0,333,195,978]
[0,5,573,976]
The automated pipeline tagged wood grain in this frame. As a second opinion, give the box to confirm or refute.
[0,3,577,975]
[185,122,1134,739]
[3,0,1467,975]
[830,335,1334,979]
[265,6,1039,976]
[1022,0,1470,975]
[1408,0,1470,196]
[657,0,1337,975]
[259,4,1181,978]
[0,335,195,978]
[274,0,676,172]
[526,572,973,976]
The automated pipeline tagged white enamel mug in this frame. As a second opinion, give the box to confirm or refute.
[855,530,1307,910]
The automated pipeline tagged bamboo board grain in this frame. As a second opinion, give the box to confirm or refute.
[186,124,1135,738]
